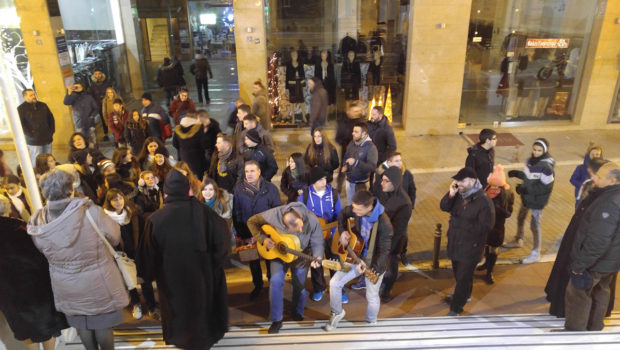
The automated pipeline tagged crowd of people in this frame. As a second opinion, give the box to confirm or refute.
[0,71,619,349]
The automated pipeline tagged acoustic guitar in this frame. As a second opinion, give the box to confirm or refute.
[317,217,339,240]
[257,225,343,272]
[331,218,380,284]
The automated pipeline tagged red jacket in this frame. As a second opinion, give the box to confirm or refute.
[108,109,129,142]
[169,98,196,125]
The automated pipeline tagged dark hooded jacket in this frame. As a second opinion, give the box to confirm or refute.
[138,170,229,349]
[280,158,309,203]
[88,72,113,108]
[172,117,207,178]
[208,149,243,194]
[309,79,328,130]
[63,91,99,131]
[157,59,185,88]
[241,140,278,182]
[338,199,393,274]
[367,116,396,165]
[375,161,416,209]
[440,181,495,262]
[373,167,412,253]
[465,143,495,187]
[0,216,68,342]
[510,154,555,209]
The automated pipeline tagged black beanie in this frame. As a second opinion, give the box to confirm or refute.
[246,129,261,144]
[154,146,169,158]
[309,167,327,184]
[163,169,189,196]
[72,149,90,165]
[383,166,403,190]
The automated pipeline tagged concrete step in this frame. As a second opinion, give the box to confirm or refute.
[57,312,620,349]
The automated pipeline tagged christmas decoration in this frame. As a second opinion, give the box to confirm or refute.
[267,51,281,118]
[384,86,393,123]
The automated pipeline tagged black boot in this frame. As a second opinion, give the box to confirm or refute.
[484,253,498,285]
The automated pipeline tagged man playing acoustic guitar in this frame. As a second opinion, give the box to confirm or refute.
[247,202,324,334]
[324,190,392,331]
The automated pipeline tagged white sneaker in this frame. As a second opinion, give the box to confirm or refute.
[132,304,143,320]
[521,250,540,264]
[323,310,346,331]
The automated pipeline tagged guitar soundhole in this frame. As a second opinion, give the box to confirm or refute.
[276,242,288,254]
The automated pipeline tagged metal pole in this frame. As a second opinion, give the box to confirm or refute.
[0,50,43,211]
[432,223,442,269]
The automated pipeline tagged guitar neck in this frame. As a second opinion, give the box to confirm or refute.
[284,246,314,261]
[346,246,363,265]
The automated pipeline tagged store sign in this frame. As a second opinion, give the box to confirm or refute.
[55,36,71,68]
[525,38,570,49]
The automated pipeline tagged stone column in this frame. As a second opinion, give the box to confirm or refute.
[119,0,144,99]
[14,0,74,147]
[402,0,472,135]
[573,0,620,128]
[233,0,267,105]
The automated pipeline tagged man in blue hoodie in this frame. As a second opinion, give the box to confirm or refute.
[299,167,344,303]
[323,190,392,331]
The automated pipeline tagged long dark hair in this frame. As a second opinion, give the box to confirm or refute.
[306,128,333,166]
[150,155,172,183]
[289,152,306,178]
[137,137,166,165]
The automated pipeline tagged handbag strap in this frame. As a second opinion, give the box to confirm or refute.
[85,208,119,259]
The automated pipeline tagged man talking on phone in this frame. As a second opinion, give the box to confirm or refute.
[440,167,495,316]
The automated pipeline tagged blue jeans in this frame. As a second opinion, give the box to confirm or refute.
[27,143,53,166]
[346,181,368,206]
[329,263,384,322]
[269,259,309,322]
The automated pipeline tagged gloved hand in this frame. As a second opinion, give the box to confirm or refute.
[516,184,528,195]
[570,271,593,290]
[508,170,520,178]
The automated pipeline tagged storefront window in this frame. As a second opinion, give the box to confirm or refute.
[265,0,409,127]
[460,0,597,125]
[0,0,27,139]
[58,0,132,99]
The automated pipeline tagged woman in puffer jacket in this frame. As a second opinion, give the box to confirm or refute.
[28,169,129,350]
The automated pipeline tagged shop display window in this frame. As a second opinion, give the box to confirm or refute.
[460,0,597,125]
[264,0,410,128]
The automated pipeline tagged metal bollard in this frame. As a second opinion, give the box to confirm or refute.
[432,223,442,269]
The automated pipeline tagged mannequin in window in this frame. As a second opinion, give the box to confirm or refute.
[367,49,382,86]
[339,34,357,61]
[341,50,361,101]
[286,50,307,124]
[314,50,336,106]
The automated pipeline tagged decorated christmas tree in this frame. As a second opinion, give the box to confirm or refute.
[384,86,393,123]
[267,51,280,117]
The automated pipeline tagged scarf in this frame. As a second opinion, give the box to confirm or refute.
[104,208,130,226]
[461,179,483,199]
[204,197,216,207]
[218,147,232,175]
[8,187,30,221]
[291,167,299,179]
[354,134,372,147]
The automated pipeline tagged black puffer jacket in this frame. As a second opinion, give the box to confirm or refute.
[571,184,620,274]
[440,185,495,262]
[465,144,494,187]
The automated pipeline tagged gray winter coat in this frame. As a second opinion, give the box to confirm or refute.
[27,197,129,316]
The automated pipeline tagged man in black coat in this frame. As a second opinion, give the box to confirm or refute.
[373,167,412,302]
[198,109,221,167]
[190,54,214,104]
[324,190,392,331]
[241,129,278,182]
[440,167,495,316]
[138,169,230,349]
[367,106,397,165]
[17,89,55,165]
[172,112,207,179]
[465,128,497,187]
[564,162,620,331]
